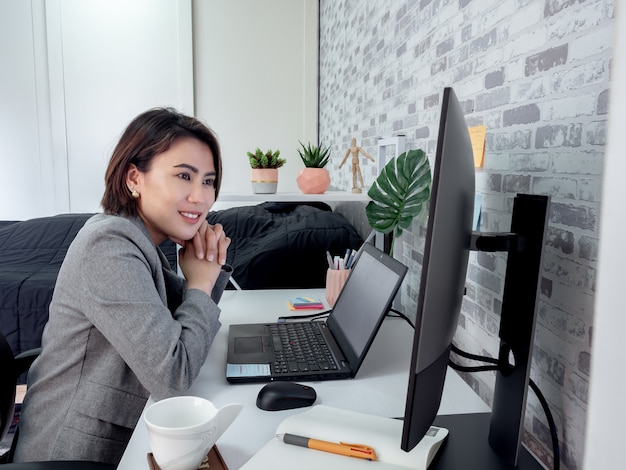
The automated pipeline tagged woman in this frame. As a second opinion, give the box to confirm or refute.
[13,108,232,465]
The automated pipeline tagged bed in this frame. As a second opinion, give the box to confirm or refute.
[0,203,363,358]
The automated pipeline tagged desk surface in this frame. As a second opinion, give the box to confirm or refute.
[117,289,490,470]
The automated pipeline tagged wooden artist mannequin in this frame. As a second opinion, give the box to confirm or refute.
[339,137,375,193]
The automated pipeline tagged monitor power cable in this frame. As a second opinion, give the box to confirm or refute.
[387,307,414,326]
[449,343,560,470]
[387,309,560,470]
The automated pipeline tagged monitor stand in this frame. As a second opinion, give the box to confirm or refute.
[430,413,545,470]
[454,193,550,469]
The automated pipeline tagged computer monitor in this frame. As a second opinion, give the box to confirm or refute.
[401,87,475,451]
[399,88,549,470]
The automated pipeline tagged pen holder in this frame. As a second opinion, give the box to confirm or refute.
[325,268,351,308]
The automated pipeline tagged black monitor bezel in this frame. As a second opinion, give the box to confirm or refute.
[401,87,475,451]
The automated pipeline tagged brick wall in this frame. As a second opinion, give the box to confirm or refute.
[318,1,614,469]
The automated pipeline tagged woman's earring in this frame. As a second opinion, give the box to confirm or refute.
[130,187,140,199]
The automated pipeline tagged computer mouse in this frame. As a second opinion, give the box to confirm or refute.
[256,381,317,411]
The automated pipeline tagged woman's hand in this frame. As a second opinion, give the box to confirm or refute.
[178,238,222,296]
[174,220,231,296]
[170,221,231,265]
[191,221,230,265]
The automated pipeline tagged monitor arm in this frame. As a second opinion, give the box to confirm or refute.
[468,194,550,466]
[470,232,524,253]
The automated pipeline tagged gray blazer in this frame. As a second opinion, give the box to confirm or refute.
[13,214,231,465]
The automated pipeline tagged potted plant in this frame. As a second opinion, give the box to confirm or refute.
[296,141,332,194]
[365,149,432,255]
[247,148,286,194]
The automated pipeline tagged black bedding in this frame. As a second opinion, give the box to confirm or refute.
[0,203,363,357]
[0,214,94,357]
[0,214,178,358]
[207,202,363,289]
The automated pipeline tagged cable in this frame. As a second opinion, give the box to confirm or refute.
[387,312,559,468]
[379,311,560,468]
[448,360,498,373]
[387,307,414,327]
[450,342,560,470]
[276,310,331,322]
[529,378,560,470]
[450,343,499,364]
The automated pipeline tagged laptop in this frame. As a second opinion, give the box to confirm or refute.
[226,243,408,383]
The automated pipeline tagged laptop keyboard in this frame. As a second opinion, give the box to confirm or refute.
[269,322,339,375]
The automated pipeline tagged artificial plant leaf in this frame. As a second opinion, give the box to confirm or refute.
[368,183,400,210]
[366,149,432,251]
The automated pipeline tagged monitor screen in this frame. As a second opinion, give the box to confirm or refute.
[401,87,476,451]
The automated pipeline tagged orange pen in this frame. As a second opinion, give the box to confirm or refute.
[277,433,377,461]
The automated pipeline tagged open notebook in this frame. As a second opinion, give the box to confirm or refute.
[241,405,448,470]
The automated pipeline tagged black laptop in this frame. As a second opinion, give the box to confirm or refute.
[226,243,408,383]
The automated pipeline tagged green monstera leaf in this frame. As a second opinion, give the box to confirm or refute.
[366,149,431,255]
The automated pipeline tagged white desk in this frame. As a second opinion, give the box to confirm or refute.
[117,289,489,470]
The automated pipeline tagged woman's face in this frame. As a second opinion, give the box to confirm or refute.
[127,137,217,245]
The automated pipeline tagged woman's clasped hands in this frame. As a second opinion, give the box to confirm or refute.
[175,220,231,296]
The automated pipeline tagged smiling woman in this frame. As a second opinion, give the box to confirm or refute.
[126,138,218,246]
[12,108,233,466]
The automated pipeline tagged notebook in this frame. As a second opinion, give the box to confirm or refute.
[240,405,448,469]
[226,243,408,383]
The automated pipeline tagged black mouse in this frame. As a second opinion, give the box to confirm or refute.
[256,382,317,411]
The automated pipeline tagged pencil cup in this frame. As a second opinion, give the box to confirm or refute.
[325,268,351,308]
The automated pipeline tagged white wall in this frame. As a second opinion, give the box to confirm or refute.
[193,0,319,197]
[56,0,194,213]
[0,0,193,219]
[0,0,57,219]
[0,0,317,219]
[583,4,626,469]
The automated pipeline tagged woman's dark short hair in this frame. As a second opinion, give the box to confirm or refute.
[101,108,222,216]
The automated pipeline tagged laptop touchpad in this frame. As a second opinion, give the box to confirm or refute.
[235,336,270,354]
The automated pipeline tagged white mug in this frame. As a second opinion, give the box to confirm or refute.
[144,396,242,470]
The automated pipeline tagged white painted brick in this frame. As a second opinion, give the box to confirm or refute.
[542,94,597,120]
[465,0,501,19]
[505,2,544,38]
[505,57,527,81]
[480,192,507,211]
[484,110,502,129]
[510,151,551,172]
[456,75,485,97]
[510,76,550,103]
[551,150,604,175]
[569,27,614,61]
[578,178,602,202]
[484,151,512,171]
[553,58,610,92]
[432,4,463,32]
[533,176,578,199]
[477,0,516,32]
[504,28,549,60]
[545,274,596,317]
[548,1,605,40]
[473,48,505,73]
[604,0,615,19]
[475,171,491,191]
[318,2,612,467]
[415,64,431,83]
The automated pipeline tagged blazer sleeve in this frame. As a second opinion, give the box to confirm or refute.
[73,224,221,400]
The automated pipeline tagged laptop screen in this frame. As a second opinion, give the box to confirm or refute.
[327,243,407,372]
